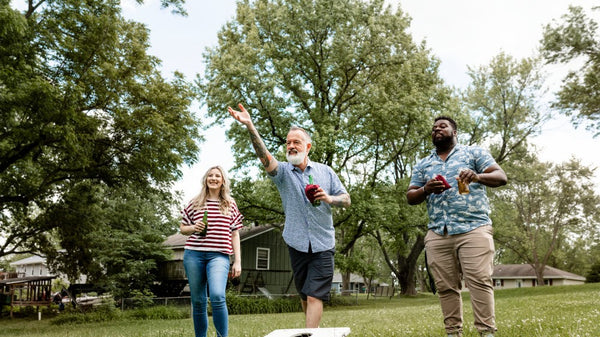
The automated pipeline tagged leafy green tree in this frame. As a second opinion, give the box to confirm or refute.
[334,240,377,296]
[541,5,600,136]
[231,177,284,226]
[462,52,549,164]
[1,0,199,293]
[576,239,600,280]
[372,180,429,296]
[492,156,600,285]
[199,0,451,295]
[0,253,21,273]
[458,52,596,282]
[587,262,600,283]
[546,236,597,277]
[42,184,178,298]
[495,228,595,278]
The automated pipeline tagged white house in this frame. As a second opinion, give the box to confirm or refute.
[331,272,368,294]
[10,255,87,284]
[492,264,585,289]
[10,255,48,277]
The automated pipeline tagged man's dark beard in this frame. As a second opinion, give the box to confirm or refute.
[433,134,454,148]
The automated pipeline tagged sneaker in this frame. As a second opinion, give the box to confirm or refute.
[480,332,494,337]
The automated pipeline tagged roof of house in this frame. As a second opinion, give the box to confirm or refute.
[492,264,585,281]
[163,224,279,248]
[10,255,46,266]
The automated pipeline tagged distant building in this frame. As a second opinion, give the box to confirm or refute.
[331,272,382,294]
[160,224,295,297]
[9,255,87,284]
[492,264,585,289]
[161,225,379,298]
[331,272,364,294]
[10,255,48,278]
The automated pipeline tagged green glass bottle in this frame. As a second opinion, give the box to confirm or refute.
[199,210,208,237]
[309,175,320,206]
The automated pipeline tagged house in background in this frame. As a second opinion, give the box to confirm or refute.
[3,255,88,316]
[331,273,392,297]
[9,255,87,284]
[10,255,47,278]
[159,224,296,297]
[331,272,366,294]
[492,264,585,289]
[161,225,394,298]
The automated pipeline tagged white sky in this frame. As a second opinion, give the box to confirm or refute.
[119,0,600,202]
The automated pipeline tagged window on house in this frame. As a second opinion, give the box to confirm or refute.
[256,248,270,270]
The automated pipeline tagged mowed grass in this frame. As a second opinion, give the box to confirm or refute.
[1,283,599,337]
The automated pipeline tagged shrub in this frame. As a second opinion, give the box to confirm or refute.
[51,308,121,325]
[51,298,120,325]
[124,306,189,320]
[127,289,155,309]
[223,291,358,315]
[327,292,359,307]
[586,262,600,283]
[225,293,302,315]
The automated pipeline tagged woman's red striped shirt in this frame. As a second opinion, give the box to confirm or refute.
[180,199,244,255]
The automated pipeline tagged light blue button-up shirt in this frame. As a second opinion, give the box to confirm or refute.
[410,144,497,235]
[269,159,348,252]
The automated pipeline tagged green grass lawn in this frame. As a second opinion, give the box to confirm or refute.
[2,283,599,336]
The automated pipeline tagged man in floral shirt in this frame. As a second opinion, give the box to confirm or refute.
[407,116,507,337]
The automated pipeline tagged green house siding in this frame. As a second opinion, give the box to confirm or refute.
[161,225,297,296]
[239,228,295,295]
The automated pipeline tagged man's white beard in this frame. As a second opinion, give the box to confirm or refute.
[286,150,306,165]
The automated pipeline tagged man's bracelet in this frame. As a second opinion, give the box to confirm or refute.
[422,186,429,196]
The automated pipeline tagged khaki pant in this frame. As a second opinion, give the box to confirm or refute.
[424,225,496,334]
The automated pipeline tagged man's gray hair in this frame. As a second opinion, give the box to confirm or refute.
[289,126,312,144]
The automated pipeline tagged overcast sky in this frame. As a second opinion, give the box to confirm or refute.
[121,0,600,202]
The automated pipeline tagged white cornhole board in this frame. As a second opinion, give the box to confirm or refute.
[265,327,351,337]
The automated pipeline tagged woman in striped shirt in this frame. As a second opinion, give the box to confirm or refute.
[180,166,244,337]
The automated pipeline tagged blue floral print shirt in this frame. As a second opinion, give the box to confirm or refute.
[410,144,498,235]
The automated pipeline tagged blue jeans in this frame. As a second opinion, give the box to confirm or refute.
[183,250,230,337]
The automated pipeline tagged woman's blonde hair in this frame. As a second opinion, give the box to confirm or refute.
[191,166,233,215]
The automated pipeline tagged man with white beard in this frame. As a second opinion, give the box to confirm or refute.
[228,104,351,328]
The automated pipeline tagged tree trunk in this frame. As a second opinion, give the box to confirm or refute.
[341,271,351,296]
[416,263,428,292]
[534,263,546,286]
[375,230,425,296]
[397,234,425,295]
[396,267,418,296]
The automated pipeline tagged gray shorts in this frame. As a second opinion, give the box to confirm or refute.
[288,245,335,301]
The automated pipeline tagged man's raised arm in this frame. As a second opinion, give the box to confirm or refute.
[228,104,279,176]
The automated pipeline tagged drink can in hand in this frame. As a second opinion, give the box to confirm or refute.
[458,170,470,195]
